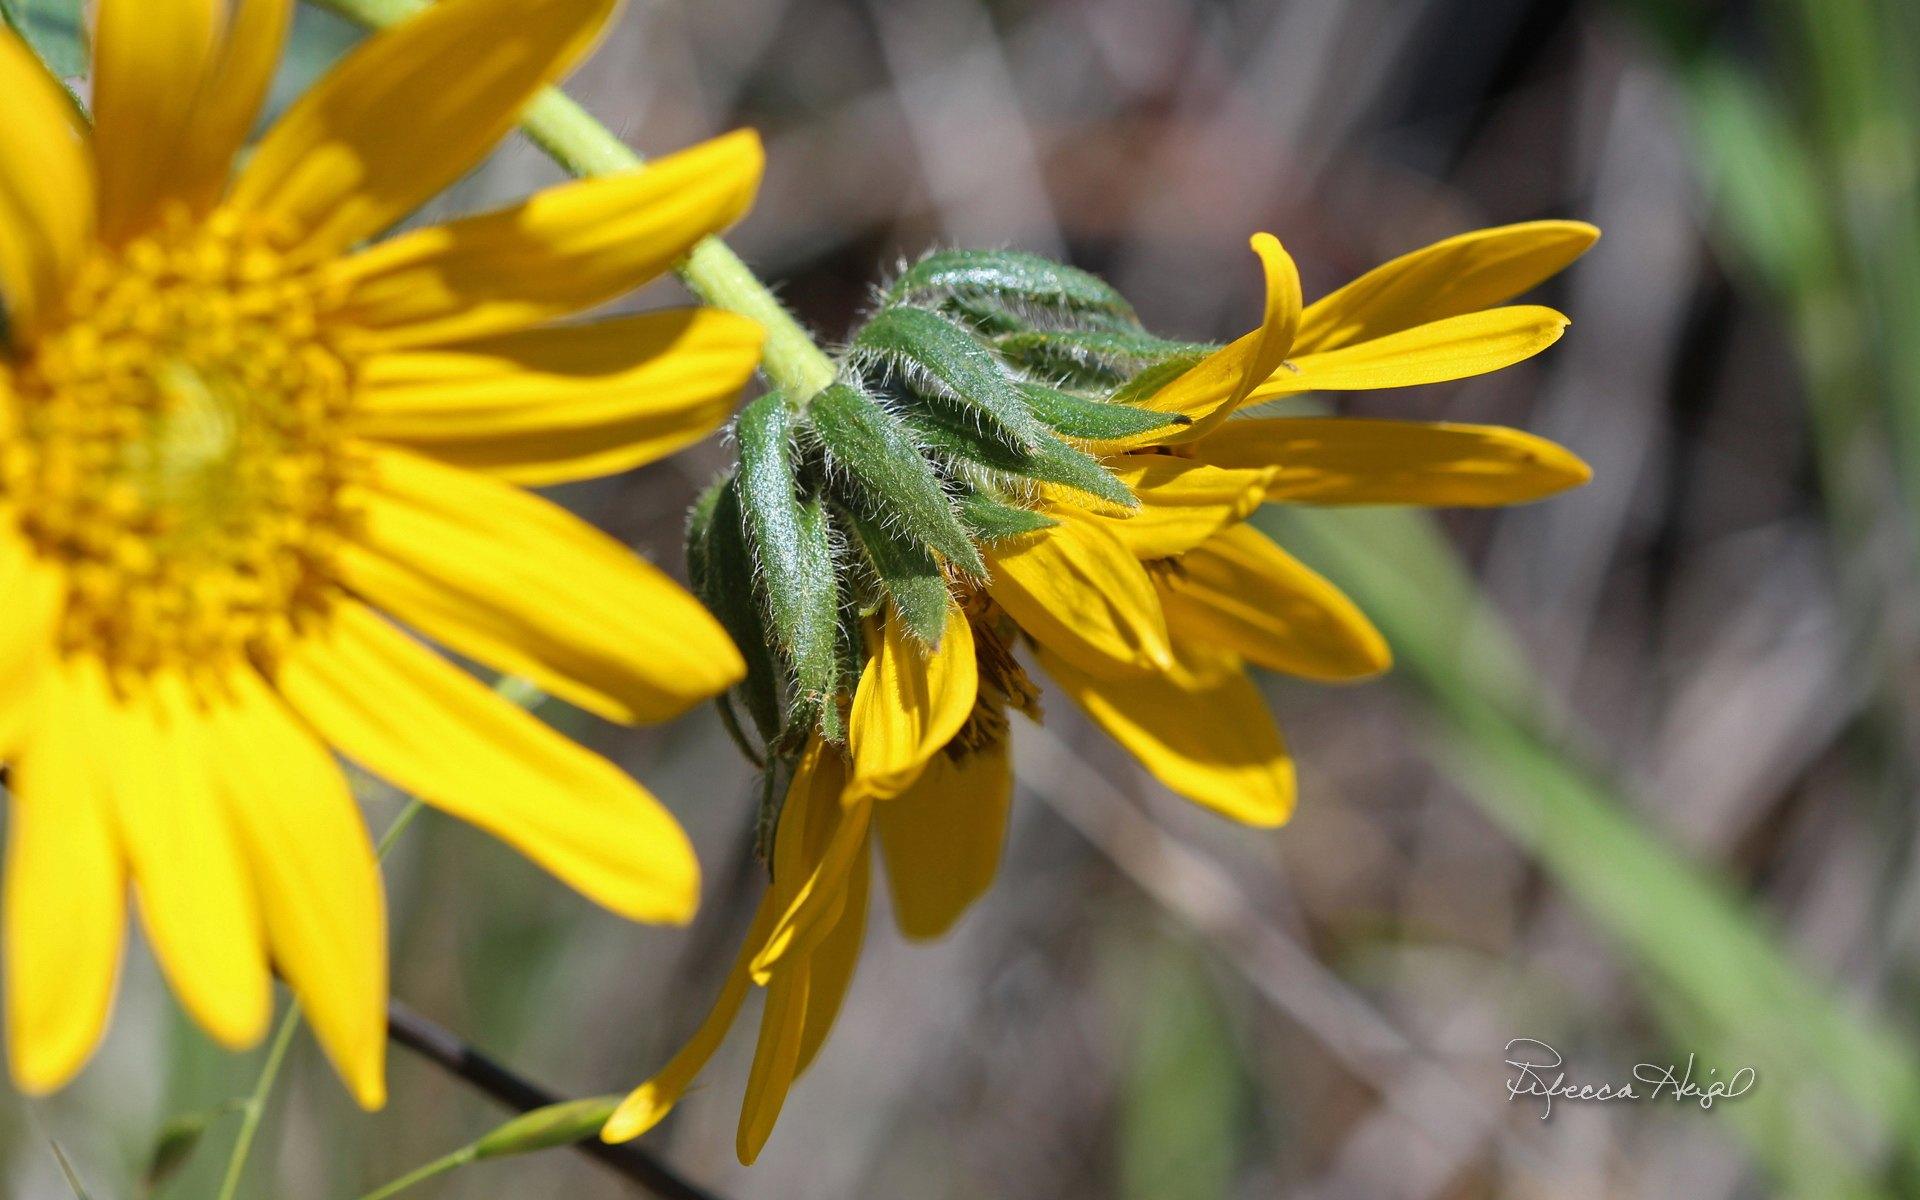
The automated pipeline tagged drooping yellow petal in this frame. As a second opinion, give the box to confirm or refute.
[1139,233,1300,442]
[874,739,1013,941]
[355,311,763,485]
[1038,643,1295,827]
[985,506,1174,679]
[326,131,764,348]
[749,738,874,984]
[749,798,871,984]
[847,607,977,803]
[4,670,125,1095]
[99,667,272,1049]
[1094,458,1276,560]
[601,901,779,1143]
[0,30,93,339]
[209,670,387,1110]
[274,601,700,924]
[91,0,220,243]
[0,528,63,754]
[231,0,616,259]
[1193,418,1591,506]
[1158,524,1389,681]
[1295,221,1598,353]
[338,446,743,726]
[1246,306,1568,401]
[795,850,870,1076]
[171,0,296,220]
[738,958,811,1166]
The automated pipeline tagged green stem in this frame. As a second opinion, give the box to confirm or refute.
[353,1147,476,1200]
[210,794,427,1200]
[209,992,305,1200]
[303,0,839,402]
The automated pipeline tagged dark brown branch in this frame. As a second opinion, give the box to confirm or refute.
[386,1000,723,1200]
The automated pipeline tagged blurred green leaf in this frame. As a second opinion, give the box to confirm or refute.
[809,382,983,578]
[1119,946,1245,1200]
[1,0,86,79]
[472,1096,620,1159]
[142,1105,241,1199]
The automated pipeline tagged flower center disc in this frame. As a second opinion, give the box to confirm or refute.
[2,213,358,676]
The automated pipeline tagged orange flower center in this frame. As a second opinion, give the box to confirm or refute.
[1,212,360,676]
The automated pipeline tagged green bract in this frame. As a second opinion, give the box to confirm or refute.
[695,247,1217,787]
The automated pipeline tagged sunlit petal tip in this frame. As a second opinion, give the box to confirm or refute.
[348,1063,388,1111]
[1533,437,1592,492]
[602,1085,673,1143]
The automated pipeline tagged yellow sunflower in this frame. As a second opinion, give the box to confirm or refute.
[0,0,765,1106]
[602,220,1596,1160]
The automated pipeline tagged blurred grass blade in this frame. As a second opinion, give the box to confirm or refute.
[48,1141,92,1200]
[1274,506,1920,1168]
[1117,943,1246,1200]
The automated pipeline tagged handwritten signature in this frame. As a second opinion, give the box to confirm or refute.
[1503,1038,1756,1119]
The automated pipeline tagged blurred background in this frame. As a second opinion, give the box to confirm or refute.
[10,0,1920,1196]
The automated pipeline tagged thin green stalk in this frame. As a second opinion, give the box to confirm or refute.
[353,1147,475,1200]
[210,792,428,1200]
[210,1006,303,1200]
[304,0,839,402]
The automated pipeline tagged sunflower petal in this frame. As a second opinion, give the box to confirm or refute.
[601,900,779,1143]
[210,671,387,1110]
[0,30,93,339]
[339,447,743,726]
[1139,233,1300,441]
[4,673,125,1095]
[1247,306,1568,401]
[92,0,221,242]
[848,607,977,803]
[1295,221,1598,353]
[172,0,296,220]
[275,601,700,923]
[749,800,870,984]
[985,506,1173,679]
[735,958,809,1166]
[1038,643,1295,826]
[326,131,764,347]
[231,0,615,259]
[795,851,869,1076]
[1193,417,1591,506]
[102,668,272,1048]
[0,530,63,754]
[1095,458,1275,559]
[874,739,1013,941]
[356,311,762,485]
[1159,525,1388,681]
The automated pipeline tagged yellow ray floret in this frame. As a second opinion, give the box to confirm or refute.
[0,0,767,1104]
